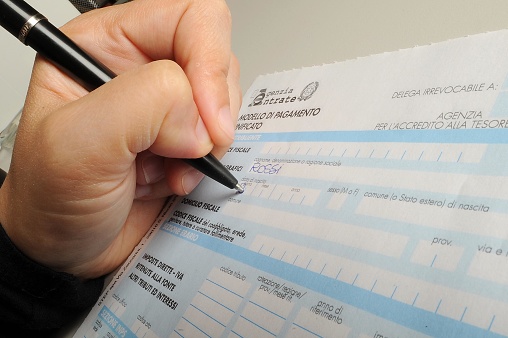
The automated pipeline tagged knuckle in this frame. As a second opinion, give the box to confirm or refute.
[147,60,191,100]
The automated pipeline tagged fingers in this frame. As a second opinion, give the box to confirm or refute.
[175,1,237,147]
[135,158,206,199]
[58,0,238,147]
[20,60,213,207]
[134,55,242,199]
[228,54,243,123]
[213,54,242,157]
[173,1,235,146]
[134,152,206,198]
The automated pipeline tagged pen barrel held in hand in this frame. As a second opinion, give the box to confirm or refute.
[184,154,239,190]
[26,19,115,91]
[0,0,115,91]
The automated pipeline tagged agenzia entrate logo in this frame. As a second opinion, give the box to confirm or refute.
[248,81,319,107]
[248,89,266,107]
[298,81,319,101]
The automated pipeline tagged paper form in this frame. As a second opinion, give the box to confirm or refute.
[75,29,508,337]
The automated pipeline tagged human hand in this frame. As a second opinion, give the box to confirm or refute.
[0,0,241,279]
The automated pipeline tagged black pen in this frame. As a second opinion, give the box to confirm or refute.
[0,0,244,193]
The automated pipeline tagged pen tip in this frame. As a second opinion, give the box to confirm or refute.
[235,183,245,194]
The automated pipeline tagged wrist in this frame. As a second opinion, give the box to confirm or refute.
[0,221,105,331]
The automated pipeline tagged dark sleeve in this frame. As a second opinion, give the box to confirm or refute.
[0,170,105,336]
[0,168,5,186]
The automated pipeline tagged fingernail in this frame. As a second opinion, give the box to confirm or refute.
[218,106,235,141]
[196,117,212,146]
[135,184,152,198]
[142,155,165,184]
[182,169,205,195]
